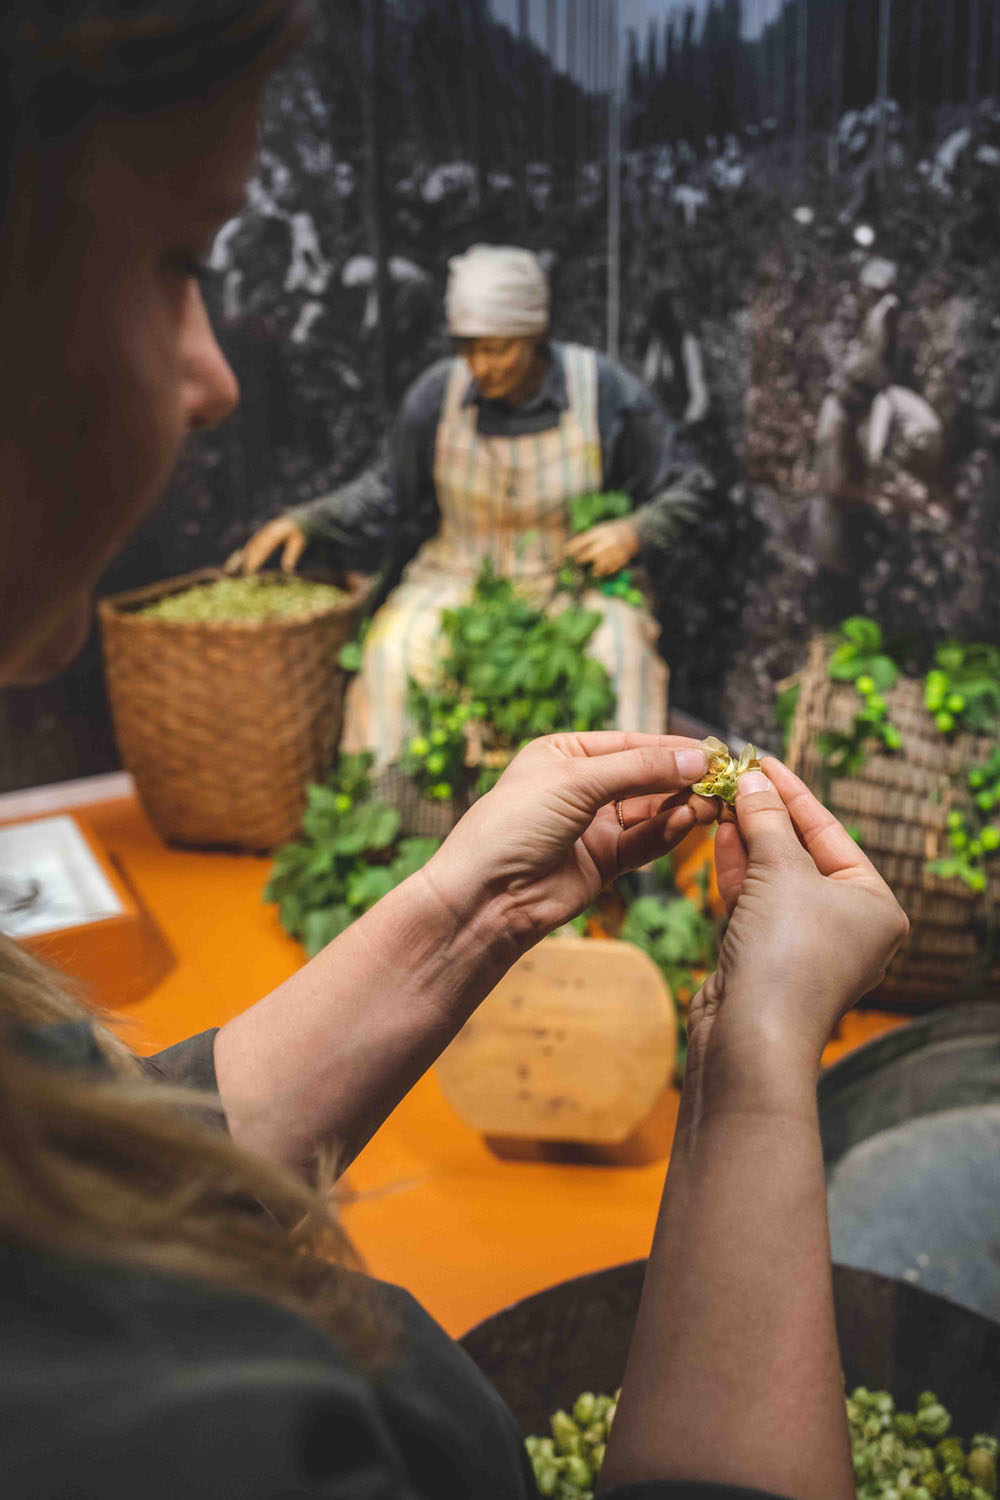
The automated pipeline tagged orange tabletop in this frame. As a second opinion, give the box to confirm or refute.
[4,790,911,1339]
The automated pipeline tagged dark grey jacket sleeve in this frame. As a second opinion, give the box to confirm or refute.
[139,1028,220,1091]
[290,361,450,574]
[597,356,713,552]
[136,1028,227,1131]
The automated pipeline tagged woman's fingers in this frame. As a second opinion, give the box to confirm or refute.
[714,820,747,916]
[615,802,694,872]
[734,768,812,870]
[517,729,702,760]
[761,757,882,882]
[612,791,717,873]
[565,743,708,812]
[616,789,718,830]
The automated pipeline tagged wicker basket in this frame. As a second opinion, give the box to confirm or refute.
[787,636,1000,1007]
[374,764,467,840]
[99,569,370,851]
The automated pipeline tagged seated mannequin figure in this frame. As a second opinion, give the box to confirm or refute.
[239,245,711,767]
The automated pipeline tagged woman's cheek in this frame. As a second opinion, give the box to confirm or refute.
[10,592,93,684]
[92,276,190,526]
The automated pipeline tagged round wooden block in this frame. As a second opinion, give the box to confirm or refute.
[435,937,676,1144]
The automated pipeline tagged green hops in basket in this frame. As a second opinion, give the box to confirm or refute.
[140,575,345,623]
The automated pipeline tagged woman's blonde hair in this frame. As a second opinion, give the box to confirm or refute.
[0,935,389,1363]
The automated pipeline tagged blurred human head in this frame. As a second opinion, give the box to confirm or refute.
[0,1,307,686]
[455,334,547,405]
[445,245,550,405]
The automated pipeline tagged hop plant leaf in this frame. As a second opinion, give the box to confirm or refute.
[265,755,441,953]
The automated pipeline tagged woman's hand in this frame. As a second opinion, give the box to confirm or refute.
[419,732,714,951]
[217,734,712,1171]
[601,755,883,1500]
[225,516,307,575]
[564,519,640,577]
[689,757,908,1096]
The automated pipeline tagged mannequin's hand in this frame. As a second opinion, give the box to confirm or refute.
[689,758,908,1096]
[419,732,715,949]
[225,517,307,576]
[564,519,640,577]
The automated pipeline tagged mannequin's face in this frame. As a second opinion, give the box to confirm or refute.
[459,335,546,405]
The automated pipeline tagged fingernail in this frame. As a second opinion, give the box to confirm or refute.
[675,748,708,781]
[736,770,771,795]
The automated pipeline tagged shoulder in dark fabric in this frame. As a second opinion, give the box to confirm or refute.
[139,1026,220,1092]
[0,1246,539,1500]
[398,357,453,428]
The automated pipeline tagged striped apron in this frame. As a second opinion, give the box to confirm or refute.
[341,342,669,765]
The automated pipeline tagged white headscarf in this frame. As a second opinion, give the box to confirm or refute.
[445,244,549,338]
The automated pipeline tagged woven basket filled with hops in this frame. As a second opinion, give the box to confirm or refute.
[99,569,370,851]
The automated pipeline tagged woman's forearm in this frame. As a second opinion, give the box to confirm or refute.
[213,867,523,1172]
[599,1041,854,1500]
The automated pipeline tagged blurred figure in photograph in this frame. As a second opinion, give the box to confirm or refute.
[811,272,944,623]
[642,275,711,437]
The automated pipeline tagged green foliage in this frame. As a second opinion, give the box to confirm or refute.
[561,491,644,608]
[404,561,615,801]
[924,643,1000,737]
[595,568,644,607]
[828,617,900,694]
[141,574,345,623]
[568,490,633,534]
[775,681,801,755]
[786,619,1000,906]
[816,619,904,789]
[847,1387,996,1500]
[337,618,371,673]
[924,670,1000,895]
[929,753,1000,894]
[264,752,441,955]
[526,1387,997,1500]
[619,891,718,1001]
[525,1390,618,1499]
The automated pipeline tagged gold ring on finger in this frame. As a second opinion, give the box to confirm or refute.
[615,800,626,830]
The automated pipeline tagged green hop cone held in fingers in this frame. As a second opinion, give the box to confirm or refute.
[692,736,763,806]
